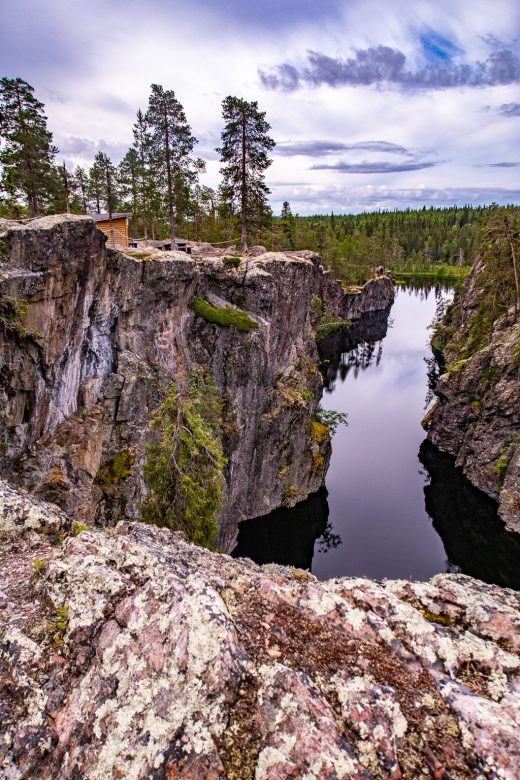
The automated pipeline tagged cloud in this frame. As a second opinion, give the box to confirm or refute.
[476,161,520,167]
[56,136,129,163]
[310,160,439,173]
[275,140,412,157]
[498,102,520,116]
[259,41,520,91]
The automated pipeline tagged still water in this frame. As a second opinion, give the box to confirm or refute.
[233,283,520,589]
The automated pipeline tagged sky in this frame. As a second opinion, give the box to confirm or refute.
[1,0,519,215]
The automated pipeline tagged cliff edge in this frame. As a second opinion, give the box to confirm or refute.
[1,486,519,779]
[423,260,520,533]
[0,215,393,549]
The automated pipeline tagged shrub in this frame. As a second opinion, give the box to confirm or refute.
[315,408,349,437]
[72,521,88,536]
[141,370,226,549]
[315,318,349,343]
[222,256,241,268]
[95,450,135,489]
[192,297,258,333]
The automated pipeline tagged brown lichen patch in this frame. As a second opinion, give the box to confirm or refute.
[215,673,261,780]
[230,583,474,779]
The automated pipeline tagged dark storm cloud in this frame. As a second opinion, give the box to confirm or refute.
[275,140,412,157]
[498,102,520,116]
[259,43,520,91]
[310,160,439,173]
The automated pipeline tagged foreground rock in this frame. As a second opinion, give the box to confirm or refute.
[1,489,519,779]
[424,260,520,533]
[0,215,393,549]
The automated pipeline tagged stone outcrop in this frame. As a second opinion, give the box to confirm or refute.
[0,215,393,550]
[1,490,519,780]
[423,260,520,533]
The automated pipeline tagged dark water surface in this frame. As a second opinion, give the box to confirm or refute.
[233,284,520,589]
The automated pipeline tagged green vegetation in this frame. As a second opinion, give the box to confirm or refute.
[141,370,226,548]
[222,255,241,268]
[71,521,88,536]
[446,359,468,374]
[393,264,470,281]
[128,251,153,259]
[315,319,349,343]
[47,606,69,646]
[95,450,135,489]
[435,207,519,365]
[192,296,259,333]
[0,295,41,340]
[315,408,349,437]
[32,558,47,574]
[299,389,313,402]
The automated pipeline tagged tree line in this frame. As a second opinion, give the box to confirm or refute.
[0,78,274,251]
[1,76,518,276]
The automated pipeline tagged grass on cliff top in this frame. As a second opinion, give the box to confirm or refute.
[192,297,258,333]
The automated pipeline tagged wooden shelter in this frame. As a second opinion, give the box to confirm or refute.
[90,213,131,247]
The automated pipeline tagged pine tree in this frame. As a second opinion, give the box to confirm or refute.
[0,77,58,217]
[87,158,104,213]
[145,84,202,241]
[73,166,89,213]
[217,96,275,252]
[118,148,139,238]
[132,109,152,238]
[93,151,119,247]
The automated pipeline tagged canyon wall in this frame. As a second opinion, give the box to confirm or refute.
[0,215,393,549]
[424,260,520,533]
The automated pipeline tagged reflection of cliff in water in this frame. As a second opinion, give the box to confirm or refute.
[319,307,391,390]
[232,487,339,571]
[419,440,520,590]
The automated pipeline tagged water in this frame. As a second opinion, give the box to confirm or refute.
[233,283,520,589]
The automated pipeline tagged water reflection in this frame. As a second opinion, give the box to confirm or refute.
[232,488,334,570]
[232,281,519,590]
[419,440,520,590]
[319,308,390,390]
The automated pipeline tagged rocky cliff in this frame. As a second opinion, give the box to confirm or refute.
[1,485,519,780]
[423,260,520,534]
[0,215,393,550]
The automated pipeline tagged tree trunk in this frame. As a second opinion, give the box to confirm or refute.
[163,104,175,243]
[240,109,248,253]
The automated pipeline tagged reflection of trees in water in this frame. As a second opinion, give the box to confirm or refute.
[319,307,391,391]
[232,487,339,571]
[316,521,342,554]
[419,440,520,590]
[423,286,453,407]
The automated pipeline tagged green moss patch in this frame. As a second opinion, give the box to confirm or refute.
[222,256,241,268]
[95,449,135,489]
[192,297,259,333]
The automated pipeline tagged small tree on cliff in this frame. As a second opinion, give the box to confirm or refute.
[0,77,57,217]
[217,97,275,252]
[145,84,203,241]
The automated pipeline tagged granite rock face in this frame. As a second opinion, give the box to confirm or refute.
[424,261,520,533]
[0,216,393,549]
[1,499,519,780]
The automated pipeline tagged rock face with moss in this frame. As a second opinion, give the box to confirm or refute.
[1,495,519,779]
[424,260,520,533]
[0,215,393,549]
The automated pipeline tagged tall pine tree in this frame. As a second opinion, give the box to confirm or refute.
[145,84,202,241]
[217,97,275,252]
[93,151,119,246]
[0,77,57,217]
